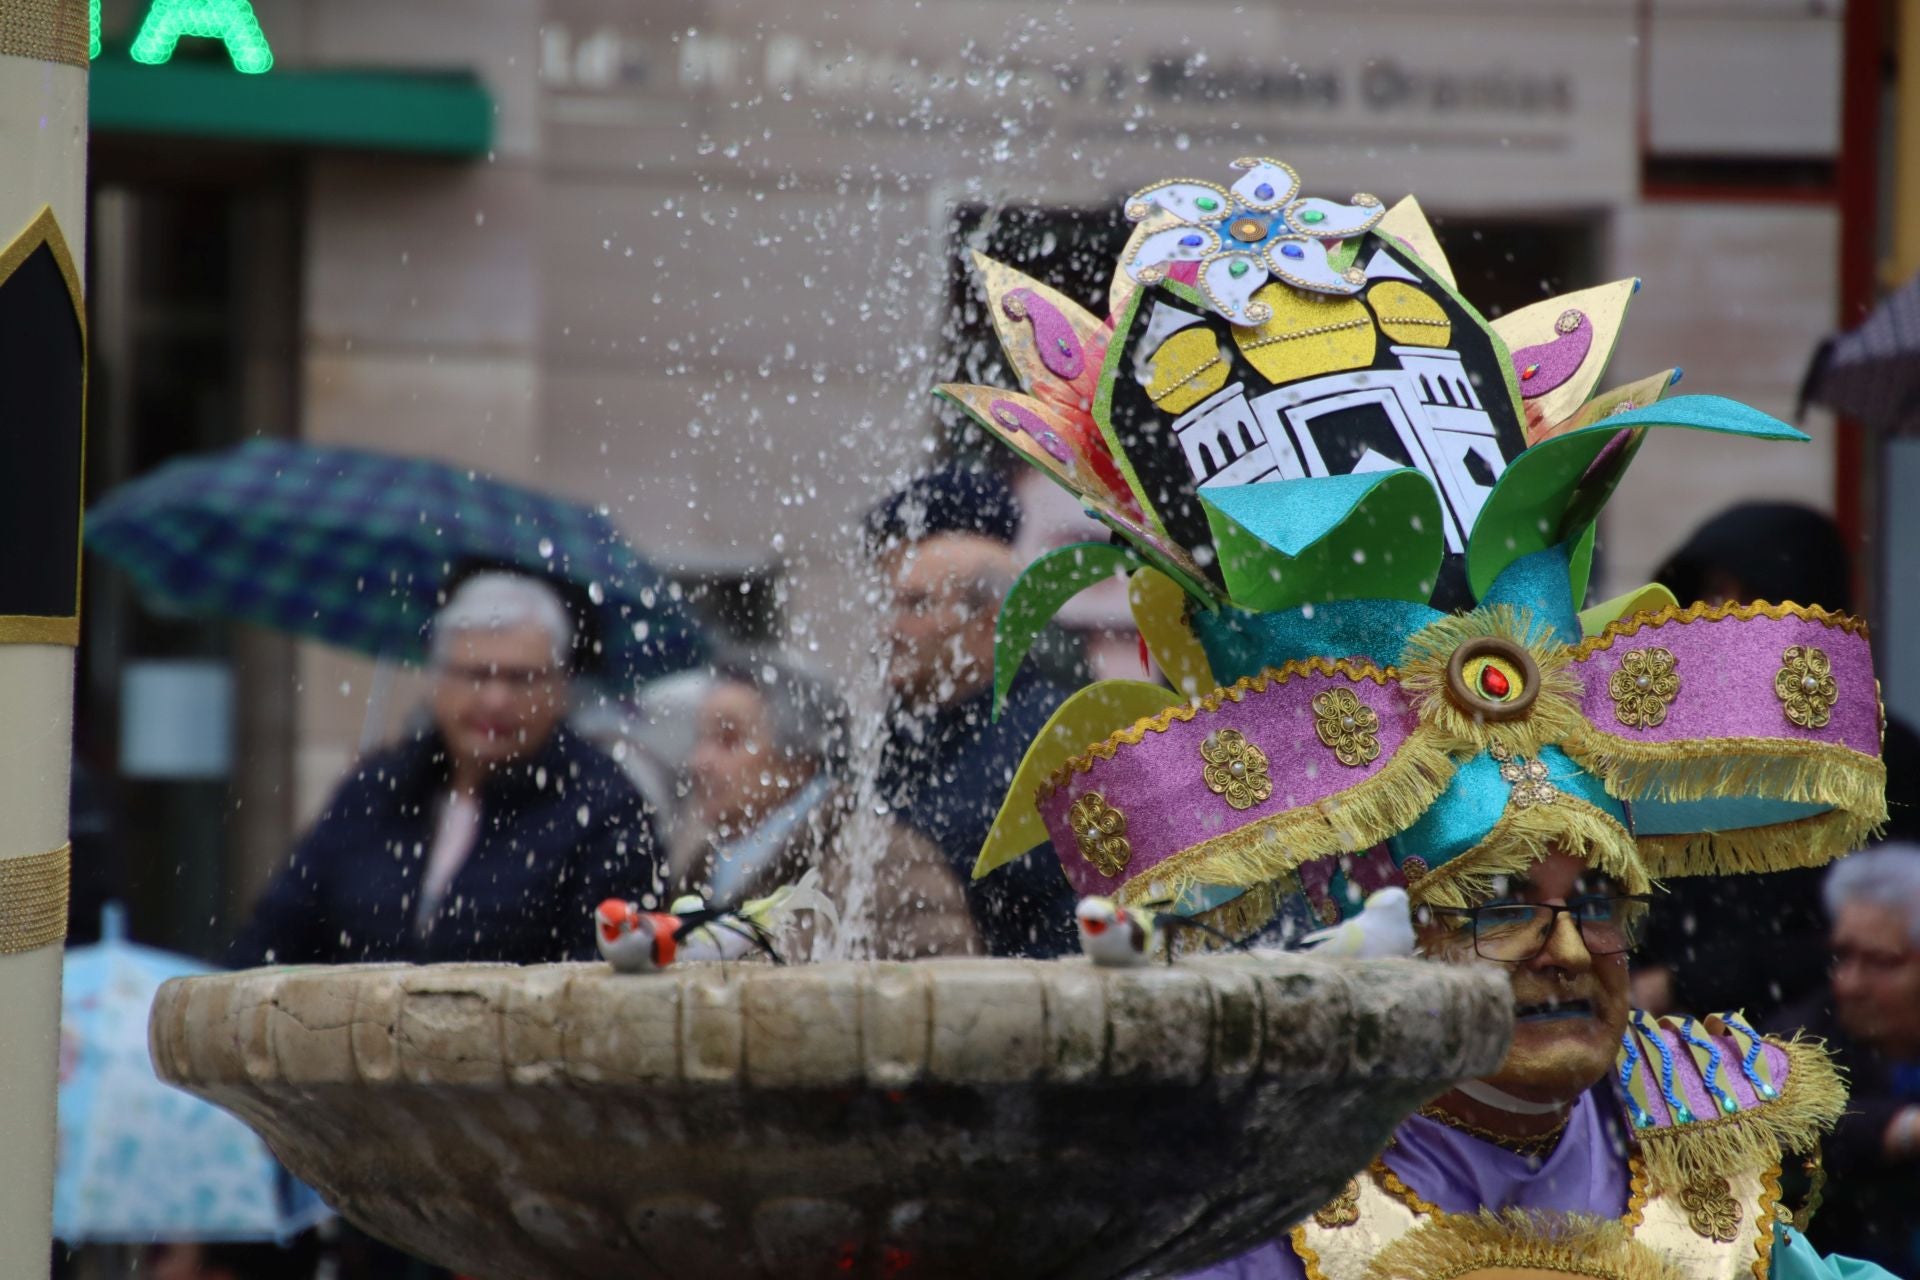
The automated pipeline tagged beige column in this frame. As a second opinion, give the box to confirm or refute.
[0,2,88,1274]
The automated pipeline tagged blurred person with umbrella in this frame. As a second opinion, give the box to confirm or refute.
[228,571,661,966]
[1633,502,1920,1024]
[55,906,330,1254]
[81,440,705,966]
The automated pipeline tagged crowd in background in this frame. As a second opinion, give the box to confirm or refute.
[56,470,1920,1280]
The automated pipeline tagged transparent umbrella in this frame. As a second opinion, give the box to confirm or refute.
[54,905,329,1245]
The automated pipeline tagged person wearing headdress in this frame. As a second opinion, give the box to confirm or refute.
[942,161,1893,1279]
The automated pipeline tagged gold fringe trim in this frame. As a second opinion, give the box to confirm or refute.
[1636,809,1878,879]
[1574,600,1869,655]
[1185,875,1299,944]
[1038,658,1396,798]
[1112,731,1459,907]
[1365,1209,1686,1280]
[1635,1033,1846,1197]
[1408,791,1650,911]
[1565,730,1886,815]
[1398,606,1587,759]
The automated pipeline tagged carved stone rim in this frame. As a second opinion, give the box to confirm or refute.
[150,956,1512,1095]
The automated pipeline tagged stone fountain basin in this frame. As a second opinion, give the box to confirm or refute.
[151,955,1509,1280]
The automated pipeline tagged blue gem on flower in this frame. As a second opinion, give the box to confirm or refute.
[1121,157,1388,327]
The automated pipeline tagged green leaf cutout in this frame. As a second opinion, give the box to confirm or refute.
[993,541,1143,718]
[1467,395,1809,602]
[1199,469,1444,613]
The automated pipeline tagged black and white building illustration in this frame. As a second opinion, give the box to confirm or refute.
[1167,346,1508,553]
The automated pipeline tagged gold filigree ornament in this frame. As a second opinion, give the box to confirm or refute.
[1312,687,1382,768]
[1677,1173,1742,1243]
[1312,1178,1361,1229]
[1608,647,1680,729]
[1775,645,1838,729]
[1067,791,1132,877]
[1491,742,1557,808]
[1200,728,1274,810]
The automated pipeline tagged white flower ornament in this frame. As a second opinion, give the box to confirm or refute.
[1123,158,1385,326]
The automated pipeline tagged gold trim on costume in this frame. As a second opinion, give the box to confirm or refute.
[1038,657,1397,794]
[0,0,89,67]
[1398,605,1586,761]
[0,844,70,955]
[0,615,81,645]
[1623,1155,1650,1230]
[1107,731,1458,908]
[1572,600,1869,655]
[1371,1157,1442,1217]
[1633,1034,1844,1200]
[1363,1209,1687,1280]
[1754,1165,1783,1280]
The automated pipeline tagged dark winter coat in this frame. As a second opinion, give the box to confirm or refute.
[229,725,658,967]
[876,671,1078,958]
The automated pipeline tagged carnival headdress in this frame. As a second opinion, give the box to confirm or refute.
[941,159,1885,932]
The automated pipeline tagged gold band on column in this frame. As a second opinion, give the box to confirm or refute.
[0,844,69,955]
[0,0,90,68]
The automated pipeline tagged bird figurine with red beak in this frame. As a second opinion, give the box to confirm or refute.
[1074,896,1153,967]
[594,872,837,973]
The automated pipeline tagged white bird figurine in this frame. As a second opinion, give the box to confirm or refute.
[1296,886,1416,958]
[595,869,840,973]
[1075,896,1153,967]
[1075,895,1241,967]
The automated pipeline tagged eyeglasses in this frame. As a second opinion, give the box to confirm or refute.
[1425,894,1651,963]
[1829,944,1916,977]
[438,662,562,690]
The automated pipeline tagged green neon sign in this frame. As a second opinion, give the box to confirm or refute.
[93,0,274,75]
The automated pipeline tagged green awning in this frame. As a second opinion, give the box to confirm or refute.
[89,53,492,158]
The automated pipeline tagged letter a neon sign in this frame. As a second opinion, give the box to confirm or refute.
[122,0,275,75]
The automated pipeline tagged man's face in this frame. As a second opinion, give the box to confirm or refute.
[880,532,1011,709]
[431,623,569,772]
[1415,852,1635,1105]
[1830,900,1920,1052]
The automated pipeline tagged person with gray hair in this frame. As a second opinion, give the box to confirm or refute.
[231,570,662,969]
[669,650,978,960]
[1766,844,1920,1273]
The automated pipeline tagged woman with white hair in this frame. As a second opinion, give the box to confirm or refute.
[1767,844,1920,1273]
[231,571,662,967]
[669,652,979,960]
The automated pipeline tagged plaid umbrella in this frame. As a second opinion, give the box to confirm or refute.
[1802,269,1920,434]
[86,440,705,684]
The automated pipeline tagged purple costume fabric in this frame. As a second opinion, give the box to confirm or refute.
[1183,1088,1630,1279]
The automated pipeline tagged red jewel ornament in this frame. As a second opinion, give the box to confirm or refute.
[1521,364,1539,381]
[1479,665,1511,698]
